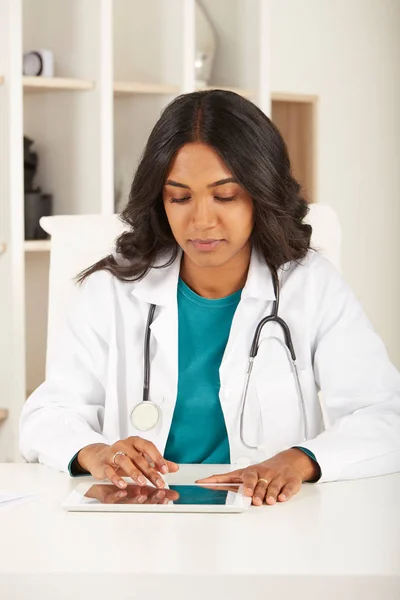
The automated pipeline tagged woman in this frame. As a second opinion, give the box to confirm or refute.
[20,90,400,506]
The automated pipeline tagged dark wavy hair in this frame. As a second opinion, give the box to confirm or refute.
[78,89,312,285]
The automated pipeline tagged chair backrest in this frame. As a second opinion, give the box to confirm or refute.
[40,203,341,369]
[40,214,128,372]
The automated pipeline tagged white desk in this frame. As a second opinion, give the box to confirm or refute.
[0,464,399,600]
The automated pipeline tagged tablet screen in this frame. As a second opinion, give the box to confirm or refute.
[83,483,237,506]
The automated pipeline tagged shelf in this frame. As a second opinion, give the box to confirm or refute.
[23,77,95,92]
[271,92,319,103]
[196,86,254,98]
[114,81,179,96]
[24,240,51,252]
[0,409,9,424]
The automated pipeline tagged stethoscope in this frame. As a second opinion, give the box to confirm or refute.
[130,275,309,448]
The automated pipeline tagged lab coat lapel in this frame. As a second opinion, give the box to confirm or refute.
[130,250,181,375]
[221,250,276,368]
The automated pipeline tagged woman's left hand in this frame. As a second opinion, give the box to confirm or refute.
[196,448,320,506]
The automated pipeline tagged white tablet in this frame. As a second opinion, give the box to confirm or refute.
[62,481,251,513]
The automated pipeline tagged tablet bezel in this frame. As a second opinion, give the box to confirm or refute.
[62,481,252,513]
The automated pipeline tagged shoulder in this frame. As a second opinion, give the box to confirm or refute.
[69,269,133,325]
[283,249,344,291]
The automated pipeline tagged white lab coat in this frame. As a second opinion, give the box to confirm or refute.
[20,249,400,483]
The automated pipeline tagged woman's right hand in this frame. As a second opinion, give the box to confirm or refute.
[76,437,179,489]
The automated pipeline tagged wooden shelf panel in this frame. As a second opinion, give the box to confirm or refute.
[114,81,179,96]
[23,77,95,92]
[196,85,253,98]
[271,92,318,103]
[24,240,51,252]
[0,409,9,424]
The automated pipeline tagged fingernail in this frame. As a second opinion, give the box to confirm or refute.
[117,491,126,498]
[253,497,262,506]
[279,494,287,501]
[245,487,253,496]
[118,480,126,488]
[267,496,276,504]
[161,465,168,474]
[156,478,164,488]
[137,475,147,485]
[162,498,169,504]
[156,490,165,499]
[137,495,147,503]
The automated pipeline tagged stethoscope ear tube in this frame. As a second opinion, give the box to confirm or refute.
[143,304,156,402]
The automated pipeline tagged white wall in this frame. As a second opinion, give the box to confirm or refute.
[270,0,400,367]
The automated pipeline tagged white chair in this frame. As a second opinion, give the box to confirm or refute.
[40,203,341,372]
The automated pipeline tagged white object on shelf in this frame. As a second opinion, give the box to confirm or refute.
[23,49,54,77]
[23,76,95,92]
[195,0,217,87]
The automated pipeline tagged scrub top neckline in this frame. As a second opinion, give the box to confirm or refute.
[178,278,242,308]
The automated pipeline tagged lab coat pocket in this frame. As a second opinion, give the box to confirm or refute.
[255,369,309,456]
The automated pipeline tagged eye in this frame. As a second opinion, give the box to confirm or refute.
[171,196,191,203]
[214,195,237,202]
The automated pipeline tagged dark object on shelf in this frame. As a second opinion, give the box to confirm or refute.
[24,192,53,240]
[23,136,52,240]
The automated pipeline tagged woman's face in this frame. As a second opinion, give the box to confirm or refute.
[163,143,254,270]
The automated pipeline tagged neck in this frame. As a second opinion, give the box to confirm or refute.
[180,244,251,299]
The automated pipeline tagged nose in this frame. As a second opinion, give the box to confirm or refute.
[191,198,218,232]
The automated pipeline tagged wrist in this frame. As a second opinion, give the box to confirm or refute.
[77,443,109,471]
[285,448,320,482]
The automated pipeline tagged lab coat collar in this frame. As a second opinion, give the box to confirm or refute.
[130,246,276,306]
[242,249,276,302]
[130,249,183,306]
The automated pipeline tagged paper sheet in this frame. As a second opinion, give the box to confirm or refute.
[0,491,36,511]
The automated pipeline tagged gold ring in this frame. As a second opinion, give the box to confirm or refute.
[258,478,269,485]
[112,451,126,466]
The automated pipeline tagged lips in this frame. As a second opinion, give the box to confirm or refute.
[190,239,224,252]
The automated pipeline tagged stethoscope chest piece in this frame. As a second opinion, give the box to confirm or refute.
[130,401,160,431]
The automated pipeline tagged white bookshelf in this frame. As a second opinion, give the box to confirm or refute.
[1,0,316,462]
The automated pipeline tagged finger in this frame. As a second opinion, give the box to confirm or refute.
[112,452,148,486]
[197,484,242,493]
[165,489,180,501]
[195,469,243,484]
[129,438,170,475]
[104,489,128,504]
[103,464,128,489]
[265,477,285,505]
[252,477,270,506]
[131,452,166,488]
[277,478,302,502]
[241,470,260,497]
[165,460,179,473]
[145,489,166,504]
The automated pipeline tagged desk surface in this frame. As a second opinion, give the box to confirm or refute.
[0,464,399,600]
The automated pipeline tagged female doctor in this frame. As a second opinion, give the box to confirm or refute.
[20,90,400,506]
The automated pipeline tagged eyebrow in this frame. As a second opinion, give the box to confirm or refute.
[164,177,238,189]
